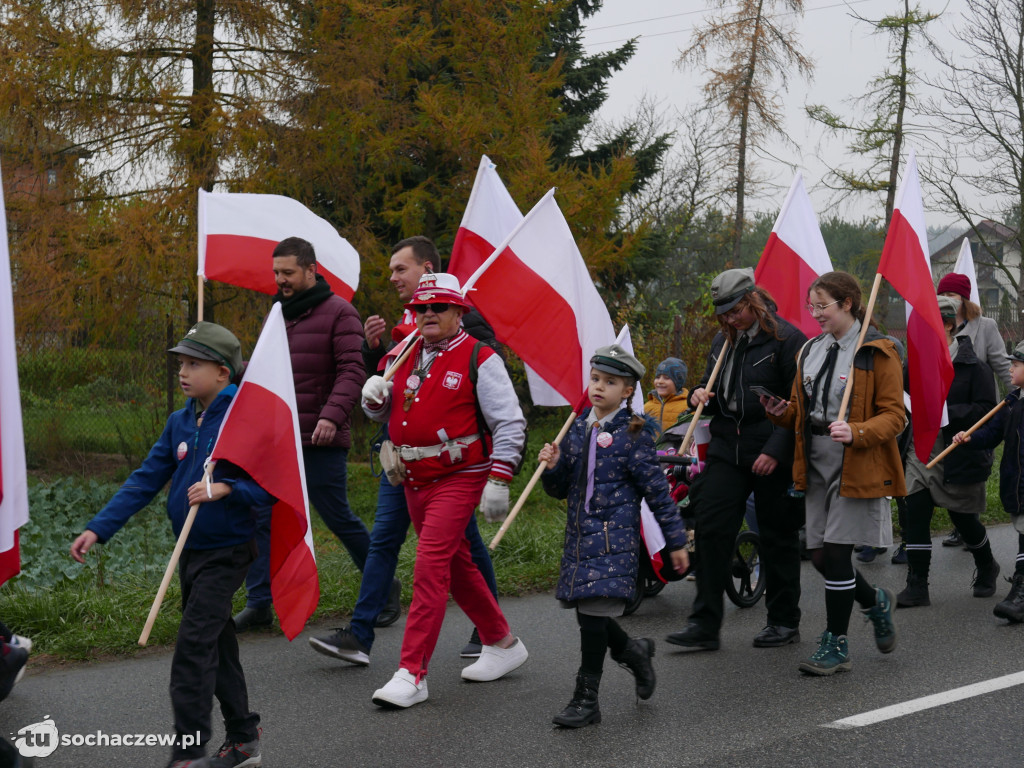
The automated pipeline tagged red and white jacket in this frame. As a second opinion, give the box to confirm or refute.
[364,329,525,488]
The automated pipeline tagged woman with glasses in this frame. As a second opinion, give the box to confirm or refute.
[360,273,528,709]
[762,271,905,676]
[665,268,807,653]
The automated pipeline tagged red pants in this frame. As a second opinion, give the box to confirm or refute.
[400,472,510,678]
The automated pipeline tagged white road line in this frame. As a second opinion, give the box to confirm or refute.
[823,671,1024,729]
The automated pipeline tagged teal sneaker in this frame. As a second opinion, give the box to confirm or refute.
[862,586,897,653]
[798,631,851,676]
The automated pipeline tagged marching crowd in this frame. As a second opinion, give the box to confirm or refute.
[1,235,1014,768]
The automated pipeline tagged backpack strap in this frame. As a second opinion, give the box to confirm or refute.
[469,341,491,458]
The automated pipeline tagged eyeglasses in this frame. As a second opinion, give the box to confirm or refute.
[722,304,747,320]
[805,299,840,315]
[413,303,451,314]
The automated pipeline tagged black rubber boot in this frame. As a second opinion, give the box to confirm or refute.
[896,571,930,607]
[611,637,656,700]
[994,573,1024,622]
[552,672,601,728]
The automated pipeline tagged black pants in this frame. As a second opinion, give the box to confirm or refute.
[171,542,260,760]
[690,457,803,633]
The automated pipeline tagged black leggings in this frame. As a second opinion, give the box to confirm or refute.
[903,489,992,577]
[576,611,629,676]
[810,543,878,637]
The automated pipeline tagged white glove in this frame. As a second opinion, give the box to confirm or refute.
[362,375,393,405]
[480,478,510,523]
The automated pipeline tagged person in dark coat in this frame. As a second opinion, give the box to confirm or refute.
[234,236,370,631]
[539,345,688,729]
[666,268,807,652]
[954,339,1024,624]
[898,295,1000,607]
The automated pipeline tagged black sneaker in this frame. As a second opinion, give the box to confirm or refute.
[460,627,482,658]
[890,543,907,565]
[0,644,28,702]
[942,529,963,547]
[308,626,370,665]
[209,732,261,768]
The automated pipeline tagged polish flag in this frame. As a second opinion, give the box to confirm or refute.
[754,172,833,338]
[0,157,28,586]
[952,237,981,305]
[877,150,954,463]
[198,189,360,301]
[450,157,568,406]
[461,188,616,406]
[211,303,318,640]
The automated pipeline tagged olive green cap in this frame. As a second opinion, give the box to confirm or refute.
[590,344,645,380]
[168,321,243,378]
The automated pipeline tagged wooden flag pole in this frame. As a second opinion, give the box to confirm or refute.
[139,502,198,646]
[381,332,421,382]
[679,337,732,456]
[836,273,884,423]
[197,277,204,323]
[489,407,579,550]
[925,400,1005,469]
[139,464,215,646]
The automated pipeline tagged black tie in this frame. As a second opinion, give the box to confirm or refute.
[726,334,750,407]
[811,342,839,422]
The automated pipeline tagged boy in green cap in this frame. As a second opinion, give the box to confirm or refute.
[70,322,271,768]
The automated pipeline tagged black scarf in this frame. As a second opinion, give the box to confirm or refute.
[274,273,333,320]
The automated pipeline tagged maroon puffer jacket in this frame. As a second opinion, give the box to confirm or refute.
[282,294,365,449]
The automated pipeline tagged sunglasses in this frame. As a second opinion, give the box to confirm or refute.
[413,303,451,314]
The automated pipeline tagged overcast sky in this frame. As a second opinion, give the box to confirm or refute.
[581,0,975,231]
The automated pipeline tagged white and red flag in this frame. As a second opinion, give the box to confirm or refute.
[0,157,28,586]
[952,237,981,304]
[449,156,565,405]
[210,303,318,640]
[877,150,954,463]
[754,172,833,338]
[461,188,616,405]
[198,189,360,301]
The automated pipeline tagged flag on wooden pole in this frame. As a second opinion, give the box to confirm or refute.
[877,150,953,462]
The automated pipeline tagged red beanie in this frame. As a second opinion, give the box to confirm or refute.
[937,272,971,300]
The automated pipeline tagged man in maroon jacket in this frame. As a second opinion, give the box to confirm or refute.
[233,236,370,631]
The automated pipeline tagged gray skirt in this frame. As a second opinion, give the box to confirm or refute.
[560,597,627,617]
[804,434,894,549]
[904,437,987,515]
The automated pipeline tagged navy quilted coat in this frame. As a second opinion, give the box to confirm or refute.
[542,408,688,601]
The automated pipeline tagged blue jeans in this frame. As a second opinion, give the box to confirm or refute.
[349,471,498,651]
[245,446,370,608]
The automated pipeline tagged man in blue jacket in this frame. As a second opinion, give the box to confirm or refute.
[71,322,271,768]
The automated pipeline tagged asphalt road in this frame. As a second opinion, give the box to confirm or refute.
[4,525,1023,768]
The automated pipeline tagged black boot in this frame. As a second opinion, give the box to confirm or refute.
[611,637,656,700]
[896,571,930,607]
[994,573,1024,622]
[552,672,601,728]
[972,559,1001,598]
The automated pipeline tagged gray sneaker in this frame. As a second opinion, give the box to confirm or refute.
[209,734,261,768]
[308,626,370,665]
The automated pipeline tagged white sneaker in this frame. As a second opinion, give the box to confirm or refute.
[372,668,428,708]
[460,638,528,682]
[10,634,32,653]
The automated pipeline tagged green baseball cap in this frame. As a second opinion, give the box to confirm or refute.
[711,268,755,314]
[168,321,243,378]
[590,344,645,380]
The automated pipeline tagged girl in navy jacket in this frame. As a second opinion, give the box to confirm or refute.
[539,345,688,728]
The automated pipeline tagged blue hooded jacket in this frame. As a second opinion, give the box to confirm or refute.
[86,384,273,550]
[542,407,688,601]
